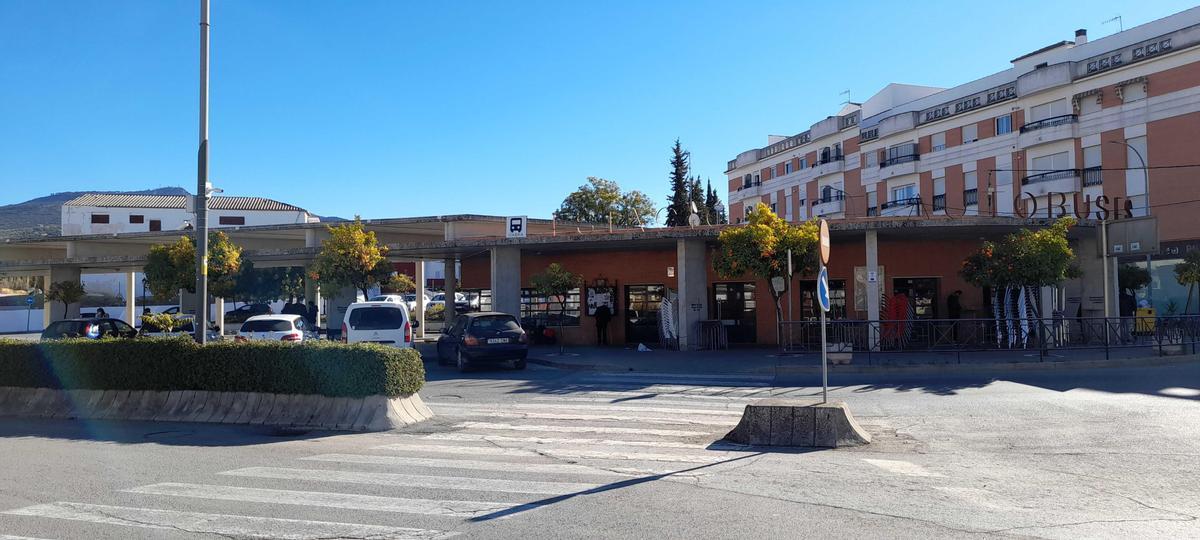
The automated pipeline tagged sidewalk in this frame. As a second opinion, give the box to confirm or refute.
[526,344,1200,375]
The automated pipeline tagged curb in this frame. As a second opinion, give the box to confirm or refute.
[0,387,433,431]
[528,353,1200,377]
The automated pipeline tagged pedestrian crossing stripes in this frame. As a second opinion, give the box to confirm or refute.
[372,440,737,464]
[221,466,600,495]
[451,421,711,437]
[436,409,737,427]
[427,401,745,417]
[417,432,721,450]
[125,483,514,517]
[0,534,52,540]
[301,453,631,476]
[3,502,458,539]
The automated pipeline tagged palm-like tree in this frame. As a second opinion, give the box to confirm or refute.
[1175,251,1200,314]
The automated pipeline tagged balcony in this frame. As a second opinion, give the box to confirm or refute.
[813,154,845,177]
[866,206,879,217]
[880,196,922,217]
[1082,166,1103,187]
[932,193,946,211]
[964,188,978,207]
[879,153,919,179]
[1021,169,1079,196]
[1018,114,1078,148]
[812,193,845,217]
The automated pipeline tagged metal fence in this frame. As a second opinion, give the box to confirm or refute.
[778,316,1200,362]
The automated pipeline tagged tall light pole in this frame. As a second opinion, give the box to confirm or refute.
[1109,140,1152,308]
[195,0,211,343]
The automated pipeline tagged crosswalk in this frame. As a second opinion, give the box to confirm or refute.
[1,376,773,539]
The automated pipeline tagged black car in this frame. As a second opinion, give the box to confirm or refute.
[224,303,272,324]
[41,318,138,340]
[437,312,528,371]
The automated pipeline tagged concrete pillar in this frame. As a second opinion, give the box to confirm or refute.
[43,271,52,328]
[47,265,82,322]
[214,297,225,336]
[676,239,708,351]
[445,257,459,327]
[415,260,427,339]
[489,248,521,317]
[125,271,137,326]
[865,230,881,351]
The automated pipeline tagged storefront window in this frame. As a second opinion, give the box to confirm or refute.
[520,288,581,327]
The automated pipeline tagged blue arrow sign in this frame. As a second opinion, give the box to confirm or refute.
[25,294,35,306]
[817,267,831,313]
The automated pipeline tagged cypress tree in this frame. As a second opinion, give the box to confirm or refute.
[666,139,691,226]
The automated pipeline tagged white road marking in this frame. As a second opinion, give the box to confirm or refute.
[532,391,771,403]
[221,467,599,495]
[0,535,53,540]
[439,410,736,427]
[3,502,457,539]
[126,483,512,517]
[418,432,726,450]
[371,439,734,464]
[529,395,749,408]
[427,402,744,417]
[301,453,628,476]
[372,442,540,457]
[537,449,729,464]
[452,421,711,437]
[862,459,943,477]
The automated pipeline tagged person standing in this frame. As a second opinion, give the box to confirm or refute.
[594,303,612,346]
[947,290,963,342]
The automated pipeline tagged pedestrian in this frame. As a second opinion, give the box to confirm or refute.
[947,290,963,342]
[594,303,612,346]
[95,307,107,319]
[306,301,318,328]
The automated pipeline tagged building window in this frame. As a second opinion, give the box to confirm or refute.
[964,171,977,198]
[91,214,110,224]
[892,184,917,201]
[1083,145,1103,186]
[1122,83,1147,103]
[770,202,777,214]
[962,124,978,144]
[931,132,946,152]
[785,162,792,174]
[129,215,145,224]
[743,174,752,188]
[149,220,162,232]
[520,288,581,328]
[1030,99,1070,122]
[218,216,246,226]
[864,151,877,168]
[866,191,877,216]
[995,115,1013,135]
[753,174,760,185]
[799,158,808,169]
[1031,151,1070,173]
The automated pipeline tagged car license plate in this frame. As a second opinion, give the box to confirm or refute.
[487,338,507,344]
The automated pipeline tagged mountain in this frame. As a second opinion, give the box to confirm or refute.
[0,187,189,240]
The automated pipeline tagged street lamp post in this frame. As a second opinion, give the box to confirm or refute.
[1108,140,1152,308]
[195,0,211,344]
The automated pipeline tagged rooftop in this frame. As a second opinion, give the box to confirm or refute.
[63,194,308,213]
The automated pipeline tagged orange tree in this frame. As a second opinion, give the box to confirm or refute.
[310,218,394,300]
[143,232,242,301]
[961,217,1079,317]
[713,202,819,327]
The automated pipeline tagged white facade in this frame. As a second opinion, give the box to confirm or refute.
[61,194,316,236]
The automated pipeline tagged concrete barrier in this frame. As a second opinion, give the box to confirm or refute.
[0,387,432,431]
[725,399,871,448]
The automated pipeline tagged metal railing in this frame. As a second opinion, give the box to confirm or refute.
[1022,169,1078,185]
[881,196,922,210]
[1019,114,1078,133]
[866,207,879,217]
[964,188,978,206]
[932,193,946,211]
[819,192,846,204]
[1082,166,1103,186]
[778,316,1200,363]
[880,154,919,168]
[817,154,844,165]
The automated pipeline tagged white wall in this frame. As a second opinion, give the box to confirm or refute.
[62,206,311,235]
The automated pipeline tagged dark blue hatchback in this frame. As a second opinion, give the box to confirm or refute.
[436,312,528,372]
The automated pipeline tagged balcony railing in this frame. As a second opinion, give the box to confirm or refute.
[881,196,922,210]
[880,154,919,168]
[1082,166,1103,187]
[867,207,879,217]
[737,180,763,192]
[817,154,845,165]
[932,194,946,211]
[819,192,846,204]
[1019,114,1078,133]
[964,188,978,207]
[1022,169,1078,185]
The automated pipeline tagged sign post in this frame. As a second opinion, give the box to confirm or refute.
[817,219,831,404]
[25,293,35,333]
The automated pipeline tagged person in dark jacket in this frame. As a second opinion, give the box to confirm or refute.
[594,304,612,345]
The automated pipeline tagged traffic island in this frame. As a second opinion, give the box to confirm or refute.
[724,399,871,448]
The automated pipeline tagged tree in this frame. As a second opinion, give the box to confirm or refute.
[143,232,241,302]
[1175,251,1200,314]
[666,139,691,226]
[556,177,657,226]
[704,179,725,224]
[383,273,416,294]
[45,280,86,319]
[713,203,819,329]
[529,263,582,354]
[687,176,705,224]
[960,217,1079,321]
[141,312,185,333]
[310,218,391,300]
[1118,263,1152,295]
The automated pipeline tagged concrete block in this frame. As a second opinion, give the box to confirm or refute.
[353,395,389,431]
[790,405,816,447]
[264,393,294,426]
[335,398,365,431]
[200,392,236,424]
[154,391,186,422]
[40,389,73,418]
[128,391,171,422]
[96,390,131,420]
[316,397,350,428]
[247,393,277,425]
[813,402,872,448]
[725,399,869,448]
[219,392,253,424]
[76,389,108,419]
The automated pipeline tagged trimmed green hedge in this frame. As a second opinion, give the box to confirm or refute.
[0,338,424,398]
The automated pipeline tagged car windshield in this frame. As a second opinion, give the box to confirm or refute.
[43,321,85,336]
[369,296,390,302]
[348,307,406,330]
[241,319,293,332]
[471,315,521,333]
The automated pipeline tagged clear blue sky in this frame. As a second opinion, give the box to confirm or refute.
[2,1,1195,220]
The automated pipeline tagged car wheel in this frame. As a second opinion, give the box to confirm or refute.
[456,347,469,372]
[513,358,527,370]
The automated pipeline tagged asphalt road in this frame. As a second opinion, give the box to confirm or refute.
[0,360,1197,539]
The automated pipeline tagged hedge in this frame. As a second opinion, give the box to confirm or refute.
[0,338,424,398]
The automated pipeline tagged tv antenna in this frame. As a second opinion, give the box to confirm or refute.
[839,90,851,105]
[1102,15,1123,32]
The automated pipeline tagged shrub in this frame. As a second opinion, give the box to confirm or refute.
[0,338,423,398]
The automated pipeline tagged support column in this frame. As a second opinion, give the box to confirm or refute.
[865,230,881,351]
[125,271,137,326]
[43,271,52,329]
[445,257,459,327]
[415,260,426,339]
[214,297,225,337]
[489,248,521,317]
[47,265,82,322]
[676,239,708,351]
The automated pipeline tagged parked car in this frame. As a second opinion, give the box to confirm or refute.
[160,306,181,315]
[342,301,418,348]
[368,294,406,304]
[437,312,528,371]
[427,292,470,313]
[236,314,311,342]
[224,303,272,324]
[403,293,430,311]
[41,318,138,340]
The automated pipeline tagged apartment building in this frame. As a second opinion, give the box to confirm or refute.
[727,7,1200,316]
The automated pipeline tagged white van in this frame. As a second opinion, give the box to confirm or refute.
[342,301,417,348]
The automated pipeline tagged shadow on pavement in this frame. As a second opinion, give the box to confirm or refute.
[0,416,342,446]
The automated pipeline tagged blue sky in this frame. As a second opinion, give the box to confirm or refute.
[2,1,1196,220]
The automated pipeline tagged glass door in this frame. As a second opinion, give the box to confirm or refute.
[625,285,664,344]
[712,282,757,343]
